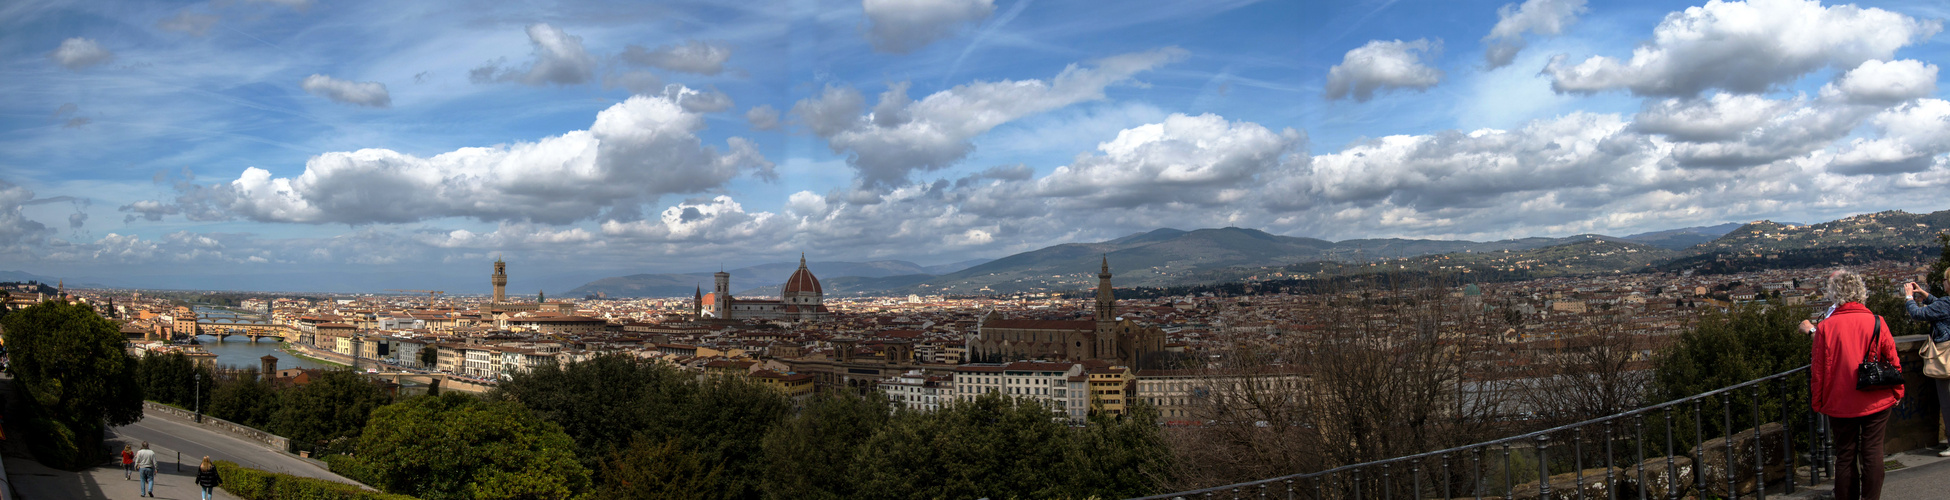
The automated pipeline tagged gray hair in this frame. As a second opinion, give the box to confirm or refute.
[1826,268,1868,304]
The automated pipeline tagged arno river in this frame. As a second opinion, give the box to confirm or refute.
[190,306,336,370]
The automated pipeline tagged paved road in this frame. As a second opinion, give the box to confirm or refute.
[108,416,349,483]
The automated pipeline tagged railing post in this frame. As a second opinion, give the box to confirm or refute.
[1782,376,1796,494]
[1606,421,1616,500]
[1412,459,1422,500]
[1382,463,1391,500]
[1753,386,1765,500]
[1666,405,1678,500]
[1574,427,1585,500]
[1503,444,1514,500]
[1473,448,1483,500]
[1636,413,1646,500]
[1284,478,1293,500]
[1352,468,1363,500]
[1724,393,1735,498]
[1537,435,1552,499]
[1442,453,1453,500]
[1693,398,1705,497]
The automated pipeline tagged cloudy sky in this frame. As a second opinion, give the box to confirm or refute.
[3,0,1948,292]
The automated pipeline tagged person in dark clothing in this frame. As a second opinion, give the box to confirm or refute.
[1902,271,1950,457]
[196,456,222,500]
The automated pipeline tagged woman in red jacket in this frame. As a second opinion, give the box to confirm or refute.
[1809,269,1904,500]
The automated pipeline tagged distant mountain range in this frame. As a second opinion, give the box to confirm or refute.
[564,209,1950,298]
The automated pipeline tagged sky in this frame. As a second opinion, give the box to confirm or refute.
[2,0,1949,293]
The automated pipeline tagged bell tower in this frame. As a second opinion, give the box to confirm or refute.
[1095,256,1116,327]
[713,270,731,319]
[491,257,508,303]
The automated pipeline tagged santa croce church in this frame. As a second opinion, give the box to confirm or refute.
[966,258,1167,368]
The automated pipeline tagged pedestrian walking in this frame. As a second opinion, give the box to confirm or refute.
[134,441,157,497]
[195,456,222,500]
[121,444,134,480]
[1901,271,1950,457]
[1811,269,1904,500]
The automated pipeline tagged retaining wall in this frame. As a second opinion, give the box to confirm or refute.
[141,401,291,453]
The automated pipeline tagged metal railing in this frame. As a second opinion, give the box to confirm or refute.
[1136,365,1830,500]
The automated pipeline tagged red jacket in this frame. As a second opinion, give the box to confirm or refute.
[1811,302,1904,418]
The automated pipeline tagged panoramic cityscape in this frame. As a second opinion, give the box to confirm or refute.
[5,0,1950,498]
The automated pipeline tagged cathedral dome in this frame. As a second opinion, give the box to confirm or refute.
[783,255,822,295]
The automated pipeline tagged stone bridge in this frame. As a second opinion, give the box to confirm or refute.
[194,317,287,343]
[366,371,495,395]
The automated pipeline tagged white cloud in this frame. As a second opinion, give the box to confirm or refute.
[792,47,1186,186]
[620,40,732,75]
[301,74,392,108]
[746,105,781,130]
[48,38,113,70]
[862,0,996,53]
[1632,93,1796,143]
[157,10,220,37]
[1821,59,1939,106]
[1830,99,1950,175]
[1324,39,1444,102]
[470,23,598,86]
[157,88,772,225]
[1031,113,1305,208]
[1481,0,1587,69]
[1544,0,1940,97]
[0,180,51,251]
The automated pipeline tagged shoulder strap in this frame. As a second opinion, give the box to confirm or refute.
[1869,316,1886,362]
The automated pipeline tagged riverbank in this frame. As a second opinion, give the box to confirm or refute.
[280,343,349,368]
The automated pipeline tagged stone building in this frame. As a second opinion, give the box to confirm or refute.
[966,259,1166,368]
[698,255,832,322]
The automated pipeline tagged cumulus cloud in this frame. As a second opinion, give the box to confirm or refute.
[1324,39,1444,102]
[0,180,51,250]
[149,87,771,225]
[1544,0,1940,97]
[120,200,180,223]
[863,0,996,53]
[48,38,113,70]
[1821,59,1939,106]
[663,84,733,113]
[792,47,1186,187]
[1481,0,1587,69]
[1030,113,1305,208]
[746,105,781,130]
[301,74,392,108]
[1632,93,1796,143]
[471,23,598,86]
[1829,99,1950,175]
[620,40,732,75]
[157,10,219,36]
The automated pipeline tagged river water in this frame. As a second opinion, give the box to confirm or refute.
[190,305,336,370]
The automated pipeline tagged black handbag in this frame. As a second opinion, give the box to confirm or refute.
[1856,316,1905,391]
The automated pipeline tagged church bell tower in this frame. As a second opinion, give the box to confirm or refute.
[1095,256,1116,328]
[491,257,508,303]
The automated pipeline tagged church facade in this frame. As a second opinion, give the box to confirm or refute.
[695,255,832,322]
[966,259,1166,368]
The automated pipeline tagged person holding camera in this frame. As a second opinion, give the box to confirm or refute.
[1903,271,1950,457]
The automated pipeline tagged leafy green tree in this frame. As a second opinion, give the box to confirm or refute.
[854,392,1072,500]
[599,437,727,500]
[673,375,792,499]
[759,392,892,500]
[271,369,391,455]
[353,392,591,500]
[492,354,695,477]
[208,367,279,428]
[1063,402,1175,498]
[1,300,144,469]
[134,351,214,409]
[1651,301,1812,402]
[418,344,437,368]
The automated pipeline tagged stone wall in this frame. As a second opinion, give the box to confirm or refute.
[142,401,291,453]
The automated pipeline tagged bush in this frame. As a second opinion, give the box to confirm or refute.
[322,454,379,487]
[215,460,418,500]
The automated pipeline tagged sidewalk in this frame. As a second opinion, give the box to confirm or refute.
[1783,443,1950,498]
[3,453,238,500]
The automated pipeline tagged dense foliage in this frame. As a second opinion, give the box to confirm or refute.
[482,354,1173,500]
[134,351,215,410]
[271,369,393,455]
[215,460,419,500]
[207,366,280,428]
[344,392,590,500]
[1,300,144,469]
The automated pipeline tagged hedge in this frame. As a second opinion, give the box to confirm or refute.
[215,460,418,500]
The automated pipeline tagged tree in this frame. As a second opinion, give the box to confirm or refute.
[599,438,727,500]
[353,392,591,500]
[134,351,213,409]
[759,392,892,500]
[854,392,1074,500]
[418,344,437,368]
[208,367,279,428]
[271,369,392,455]
[492,354,695,479]
[1651,301,1811,402]
[1,300,144,469]
[1063,402,1175,498]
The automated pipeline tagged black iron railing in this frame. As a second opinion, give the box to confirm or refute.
[1136,365,1832,500]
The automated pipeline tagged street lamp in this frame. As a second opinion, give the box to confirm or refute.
[194,371,202,423]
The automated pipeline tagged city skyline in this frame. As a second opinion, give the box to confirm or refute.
[4,0,1949,290]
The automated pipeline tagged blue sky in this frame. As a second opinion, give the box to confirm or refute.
[2,0,1948,293]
